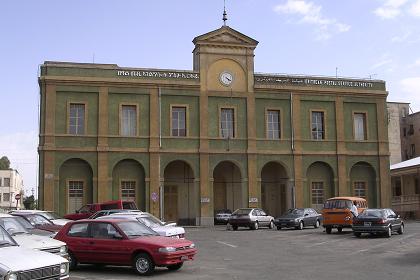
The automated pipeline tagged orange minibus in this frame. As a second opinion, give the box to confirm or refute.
[322,197,367,234]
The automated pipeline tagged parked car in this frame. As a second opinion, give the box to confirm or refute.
[0,213,68,258]
[10,212,63,235]
[88,209,142,219]
[63,200,138,220]
[0,224,70,280]
[13,214,54,237]
[352,208,404,238]
[322,196,368,234]
[228,208,274,230]
[55,219,196,275]
[214,209,232,225]
[10,210,71,226]
[274,208,322,230]
[97,212,185,238]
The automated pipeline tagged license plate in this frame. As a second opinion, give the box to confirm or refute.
[181,256,188,261]
[364,222,371,226]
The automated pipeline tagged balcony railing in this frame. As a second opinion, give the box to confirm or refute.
[391,194,420,212]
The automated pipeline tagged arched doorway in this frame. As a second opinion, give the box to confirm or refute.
[350,162,376,207]
[306,162,335,211]
[213,161,244,214]
[112,159,146,211]
[261,162,289,217]
[59,158,93,215]
[163,160,196,226]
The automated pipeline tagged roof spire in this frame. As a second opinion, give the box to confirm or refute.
[223,0,228,26]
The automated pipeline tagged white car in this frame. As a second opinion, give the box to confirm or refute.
[97,212,186,238]
[0,214,68,258]
[0,224,69,280]
[10,210,71,226]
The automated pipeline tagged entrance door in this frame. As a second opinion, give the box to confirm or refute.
[68,181,84,213]
[164,185,178,222]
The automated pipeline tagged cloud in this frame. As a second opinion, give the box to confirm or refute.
[373,0,412,19]
[273,0,350,40]
[371,59,393,69]
[0,131,38,195]
[391,31,411,42]
[400,77,420,111]
[409,0,420,16]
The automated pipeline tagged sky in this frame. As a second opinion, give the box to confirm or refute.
[1,0,420,197]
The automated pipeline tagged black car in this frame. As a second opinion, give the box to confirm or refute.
[274,208,322,230]
[214,209,232,225]
[352,208,404,238]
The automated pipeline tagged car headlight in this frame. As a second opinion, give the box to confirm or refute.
[158,247,176,253]
[60,263,69,275]
[294,218,301,222]
[60,245,67,253]
[188,243,195,249]
[6,272,18,280]
[345,216,351,221]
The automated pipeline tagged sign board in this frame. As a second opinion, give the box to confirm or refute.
[249,197,258,203]
[200,197,210,203]
[151,192,159,202]
[15,194,21,201]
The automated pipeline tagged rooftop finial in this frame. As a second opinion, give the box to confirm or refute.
[223,0,228,26]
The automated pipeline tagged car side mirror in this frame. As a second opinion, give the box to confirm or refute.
[113,232,123,239]
[304,213,309,216]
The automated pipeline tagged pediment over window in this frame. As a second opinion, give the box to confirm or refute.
[193,26,258,48]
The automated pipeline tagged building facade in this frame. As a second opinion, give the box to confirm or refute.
[387,102,410,165]
[0,169,23,209]
[38,26,390,225]
[400,111,420,161]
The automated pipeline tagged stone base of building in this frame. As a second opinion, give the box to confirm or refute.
[200,216,215,226]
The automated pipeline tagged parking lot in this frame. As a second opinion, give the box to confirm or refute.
[70,221,420,280]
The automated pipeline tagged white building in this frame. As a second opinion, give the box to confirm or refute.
[0,169,24,209]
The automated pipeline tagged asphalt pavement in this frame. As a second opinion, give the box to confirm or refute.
[70,221,420,280]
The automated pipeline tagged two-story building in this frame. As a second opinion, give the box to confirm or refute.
[0,169,23,209]
[38,24,390,225]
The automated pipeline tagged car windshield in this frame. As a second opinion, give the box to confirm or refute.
[137,216,161,228]
[40,212,61,220]
[0,217,29,235]
[26,214,53,225]
[14,216,35,229]
[0,226,17,247]
[360,209,385,218]
[287,209,304,215]
[323,200,353,209]
[232,209,252,215]
[117,221,159,238]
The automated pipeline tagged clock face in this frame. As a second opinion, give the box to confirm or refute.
[220,71,234,86]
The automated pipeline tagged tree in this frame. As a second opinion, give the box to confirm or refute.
[0,156,10,170]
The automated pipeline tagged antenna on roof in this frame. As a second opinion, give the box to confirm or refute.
[223,0,228,26]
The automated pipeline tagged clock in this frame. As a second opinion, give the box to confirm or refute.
[219,71,234,86]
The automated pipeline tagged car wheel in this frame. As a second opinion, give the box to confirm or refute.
[314,220,320,229]
[167,262,183,271]
[297,221,304,230]
[68,251,77,270]
[397,224,404,235]
[326,227,332,234]
[133,253,155,276]
[337,227,343,233]
[232,225,238,231]
[353,232,361,238]
[252,221,259,230]
[277,225,282,230]
[385,226,392,238]
[269,220,274,229]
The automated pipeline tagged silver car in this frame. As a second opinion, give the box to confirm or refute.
[228,208,274,230]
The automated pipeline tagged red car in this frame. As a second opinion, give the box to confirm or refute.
[64,200,137,220]
[54,219,196,275]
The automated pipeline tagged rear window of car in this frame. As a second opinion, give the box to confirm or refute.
[323,200,352,209]
[68,223,89,237]
[233,209,251,215]
[360,209,385,218]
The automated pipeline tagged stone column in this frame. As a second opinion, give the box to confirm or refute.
[292,94,304,207]
[335,96,347,197]
[97,87,109,202]
[43,84,56,211]
[149,87,161,217]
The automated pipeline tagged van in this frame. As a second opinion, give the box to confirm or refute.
[63,200,137,220]
[322,196,367,234]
